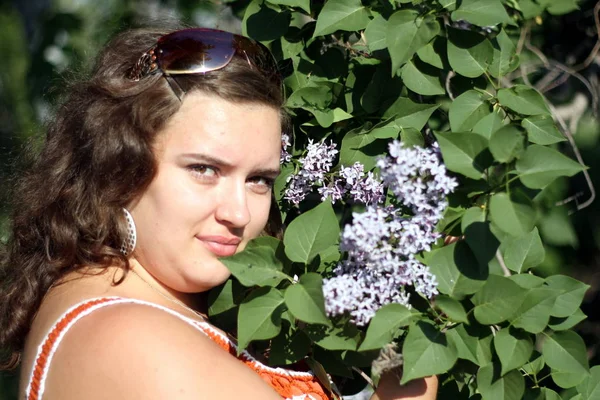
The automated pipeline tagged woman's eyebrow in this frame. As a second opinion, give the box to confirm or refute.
[180,153,234,168]
[181,153,280,177]
[252,167,281,178]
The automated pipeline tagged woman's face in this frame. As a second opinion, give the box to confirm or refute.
[130,91,282,295]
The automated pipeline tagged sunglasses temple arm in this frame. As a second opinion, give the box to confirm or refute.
[165,75,186,102]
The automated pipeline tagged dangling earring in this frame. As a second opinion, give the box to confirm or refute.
[121,208,137,256]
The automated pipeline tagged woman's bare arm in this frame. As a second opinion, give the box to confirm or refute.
[370,371,438,400]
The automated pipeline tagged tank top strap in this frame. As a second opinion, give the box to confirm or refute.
[26,296,335,400]
[25,296,201,400]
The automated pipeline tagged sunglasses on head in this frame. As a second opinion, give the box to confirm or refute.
[128,28,282,101]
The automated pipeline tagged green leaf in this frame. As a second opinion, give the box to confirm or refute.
[489,192,536,236]
[364,14,387,51]
[400,127,425,147]
[493,327,533,376]
[304,106,353,128]
[522,115,566,145]
[267,0,310,14]
[518,0,545,19]
[339,127,380,170]
[208,279,240,316]
[541,388,563,400]
[307,323,360,351]
[447,324,493,366]
[548,309,587,331]
[283,201,340,263]
[452,0,513,27]
[447,28,494,78]
[509,274,544,289]
[401,321,457,384]
[449,90,491,132]
[516,145,585,189]
[497,85,550,116]
[401,60,445,95]
[312,0,370,37]
[426,241,488,299]
[510,287,556,334]
[551,369,587,389]
[237,287,285,351]
[435,295,469,324]
[522,352,545,375]
[434,131,489,179]
[577,365,600,400]
[471,274,527,324]
[222,245,291,287]
[387,10,440,72]
[382,97,440,130]
[417,36,446,69]
[501,227,545,273]
[542,331,590,379]
[472,108,507,139]
[286,84,332,109]
[439,0,458,11]
[370,119,401,139]
[463,214,500,269]
[269,329,311,365]
[538,206,579,247]
[489,29,519,78]
[489,124,525,163]
[359,303,418,351]
[284,273,331,326]
[545,275,590,318]
[244,2,291,42]
[477,364,525,400]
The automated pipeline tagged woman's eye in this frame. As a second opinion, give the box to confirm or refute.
[188,164,218,179]
[249,176,275,192]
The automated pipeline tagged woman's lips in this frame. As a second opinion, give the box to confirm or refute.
[197,235,241,257]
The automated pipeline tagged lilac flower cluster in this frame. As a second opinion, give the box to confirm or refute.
[317,162,384,205]
[284,140,338,204]
[322,141,457,326]
[283,140,384,206]
[280,133,292,164]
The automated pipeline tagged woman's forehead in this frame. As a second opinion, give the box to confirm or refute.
[154,92,282,162]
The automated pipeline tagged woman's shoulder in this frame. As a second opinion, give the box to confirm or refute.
[23,295,282,400]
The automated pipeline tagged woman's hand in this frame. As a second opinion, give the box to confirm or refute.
[370,371,438,400]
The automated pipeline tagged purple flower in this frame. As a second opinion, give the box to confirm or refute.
[280,133,292,164]
[323,140,456,326]
[283,140,338,204]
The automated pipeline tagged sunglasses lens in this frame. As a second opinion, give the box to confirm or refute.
[156,29,237,74]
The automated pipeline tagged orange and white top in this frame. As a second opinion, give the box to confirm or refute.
[25,297,334,400]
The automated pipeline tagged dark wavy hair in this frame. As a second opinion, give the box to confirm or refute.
[0,25,288,369]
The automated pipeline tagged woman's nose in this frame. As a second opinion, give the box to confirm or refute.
[215,180,251,228]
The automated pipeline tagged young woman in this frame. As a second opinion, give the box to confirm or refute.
[0,25,437,400]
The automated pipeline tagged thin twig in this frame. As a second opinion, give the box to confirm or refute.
[545,100,596,211]
[352,366,374,388]
[520,63,533,87]
[573,1,600,71]
[445,71,456,100]
[496,249,511,277]
[555,192,585,206]
[525,41,550,68]
[516,22,531,56]
[524,37,599,115]
[541,70,570,92]
[542,61,599,113]
[535,69,563,92]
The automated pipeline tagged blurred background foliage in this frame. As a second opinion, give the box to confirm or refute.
[0,0,599,398]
